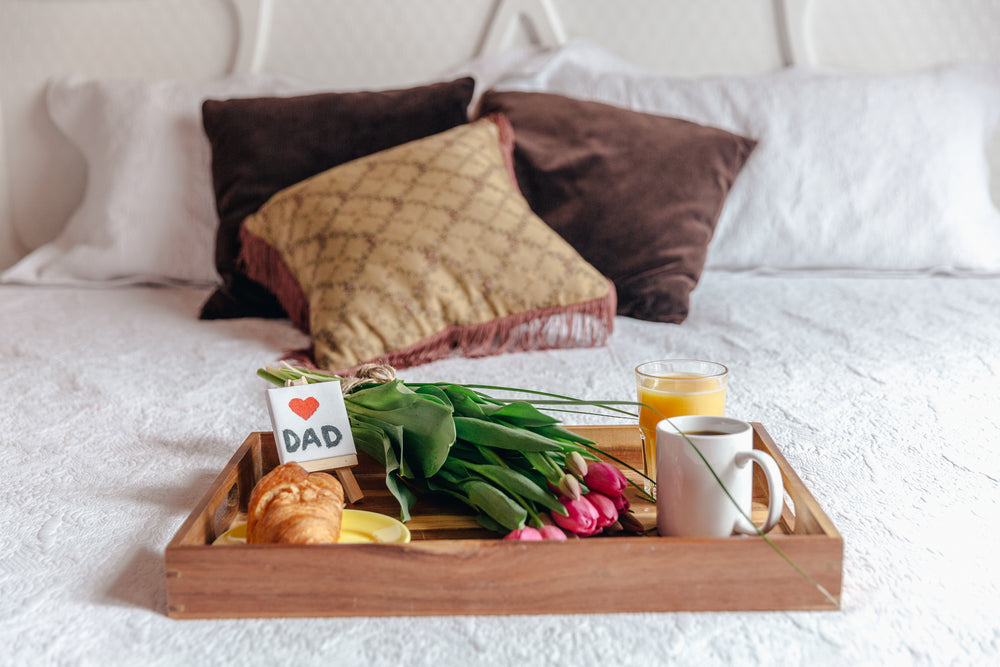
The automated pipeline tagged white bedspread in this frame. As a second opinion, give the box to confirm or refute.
[2,272,998,666]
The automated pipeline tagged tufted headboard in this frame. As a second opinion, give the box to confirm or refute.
[2,0,999,270]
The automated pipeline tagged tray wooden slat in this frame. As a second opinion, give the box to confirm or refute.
[165,424,842,617]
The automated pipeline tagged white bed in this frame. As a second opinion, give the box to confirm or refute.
[2,1,999,665]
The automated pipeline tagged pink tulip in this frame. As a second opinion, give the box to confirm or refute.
[583,462,628,496]
[610,491,630,512]
[585,491,619,528]
[538,525,567,540]
[552,496,601,536]
[504,526,543,541]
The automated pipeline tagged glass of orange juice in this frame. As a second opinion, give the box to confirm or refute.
[635,360,728,496]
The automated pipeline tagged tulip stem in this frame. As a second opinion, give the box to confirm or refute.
[519,498,543,527]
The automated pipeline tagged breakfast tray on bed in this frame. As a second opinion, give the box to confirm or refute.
[165,424,842,618]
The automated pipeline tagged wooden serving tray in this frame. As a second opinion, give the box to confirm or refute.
[165,424,842,618]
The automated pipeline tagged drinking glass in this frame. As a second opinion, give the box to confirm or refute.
[635,359,728,495]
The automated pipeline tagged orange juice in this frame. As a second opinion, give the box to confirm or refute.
[634,361,728,494]
[638,374,727,433]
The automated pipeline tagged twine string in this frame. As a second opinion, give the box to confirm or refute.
[339,363,397,393]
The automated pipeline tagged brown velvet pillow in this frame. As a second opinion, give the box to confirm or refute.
[200,77,476,320]
[478,90,756,323]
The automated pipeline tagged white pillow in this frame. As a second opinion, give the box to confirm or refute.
[494,40,1000,273]
[1,74,305,286]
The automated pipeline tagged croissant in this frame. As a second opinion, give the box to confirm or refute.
[246,462,345,544]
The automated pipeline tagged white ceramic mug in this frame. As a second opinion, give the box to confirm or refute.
[656,416,784,538]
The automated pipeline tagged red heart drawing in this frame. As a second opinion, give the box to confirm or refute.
[288,397,319,421]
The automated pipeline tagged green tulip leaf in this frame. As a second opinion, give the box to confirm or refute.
[530,423,596,446]
[347,380,456,477]
[463,462,566,515]
[486,401,561,428]
[414,384,454,409]
[475,513,506,534]
[384,473,418,523]
[465,481,526,531]
[454,417,562,452]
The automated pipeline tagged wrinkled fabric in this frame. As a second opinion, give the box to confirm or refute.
[1,272,997,665]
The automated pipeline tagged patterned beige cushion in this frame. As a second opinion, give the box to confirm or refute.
[239,115,615,372]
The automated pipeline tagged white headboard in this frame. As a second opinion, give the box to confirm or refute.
[2,0,1000,270]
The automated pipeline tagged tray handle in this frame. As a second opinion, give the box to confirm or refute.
[751,423,840,538]
[166,434,265,548]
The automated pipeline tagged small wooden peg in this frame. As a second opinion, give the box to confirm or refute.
[334,468,364,505]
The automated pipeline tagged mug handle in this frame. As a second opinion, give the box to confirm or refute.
[732,450,784,535]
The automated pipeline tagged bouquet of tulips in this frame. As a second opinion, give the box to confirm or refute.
[258,364,647,538]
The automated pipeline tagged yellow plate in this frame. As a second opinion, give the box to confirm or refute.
[212,509,410,545]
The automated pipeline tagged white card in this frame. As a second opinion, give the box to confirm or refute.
[265,381,357,466]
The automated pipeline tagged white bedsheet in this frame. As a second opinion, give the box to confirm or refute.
[2,272,998,666]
